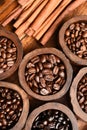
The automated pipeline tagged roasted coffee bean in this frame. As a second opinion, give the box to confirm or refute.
[77,74,87,113]
[0,87,23,129]
[32,109,72,130]
[65,22,87,59]
[25,54,66,96]
[0,36,17,73]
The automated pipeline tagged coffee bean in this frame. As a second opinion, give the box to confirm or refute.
[40,88,49,95]
[43,63,52,68]
[28,68,36,74]
[53,84,61,91]
[0,36,17,73]
[44,75,54,81]
[65,22,87,59]
[77,74,87,113]
[32,109,72,130]
[53,66,59,75]
[40,78,46,88]
[25,54,66,96]
[31,56,40,64]
[0,87,23,129]
[0,68,4,73]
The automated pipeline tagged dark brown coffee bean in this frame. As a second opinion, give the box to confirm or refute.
[32,109,72,130]
[77,74,87,113]
[0,87,23,129]
[42,69,53,75]
[83,31,87,38]
[0,36,17,73]
[40,55,46,63]
[43,63,52,68]
[2,119,7,126]
[25,54,66,96]
[44,75,54,81]
[65,22,87,59]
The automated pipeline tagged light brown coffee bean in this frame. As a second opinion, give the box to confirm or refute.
[26,62,35,68]
[40,78,46,88]
[59,71,65,78]
[31,56,40,64]
[53,66,59,75]
[0,58,4,62]
[7,61,14,67]
[28,68,36,74]
[40,88,49,95]
[53,84,61,91]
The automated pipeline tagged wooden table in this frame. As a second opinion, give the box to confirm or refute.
[0,1,87,130]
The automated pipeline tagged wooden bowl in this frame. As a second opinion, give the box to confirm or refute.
[59,15,87,65]
[0,81,29,130]
[70,67,87,122]
[24,102,78,130]
[0,25,23,80]
[18,48,73,101]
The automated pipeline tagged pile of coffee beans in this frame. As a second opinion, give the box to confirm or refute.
[25,54,66,96]
[0,36,17,74]
[0,87,23,129]
[32,109,72,130]
[65,22,87,59]
[77,74,87,113]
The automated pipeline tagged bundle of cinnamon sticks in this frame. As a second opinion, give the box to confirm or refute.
[2,0,87,45]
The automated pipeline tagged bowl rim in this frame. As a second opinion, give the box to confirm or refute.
[0,81,29,130]
[70,67,87,122]
[18,47,73,101]
[24,102,78,130]
[59,15,87,65]
[0,26,23,80]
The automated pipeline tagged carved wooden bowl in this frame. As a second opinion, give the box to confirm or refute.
[70,67,87,122]
[25,102,78,130]
[0,25,23,80]
[18,48,73,101]
[59,15,87,65]
[0,81,29,130]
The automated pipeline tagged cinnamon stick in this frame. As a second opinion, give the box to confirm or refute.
[2,6,23,26]
[14,0,44,28]
[15,0,49,38]
[26,0,63,36]
[18,0,35,10]
[33,0,72,40]
[40,0,87,45]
